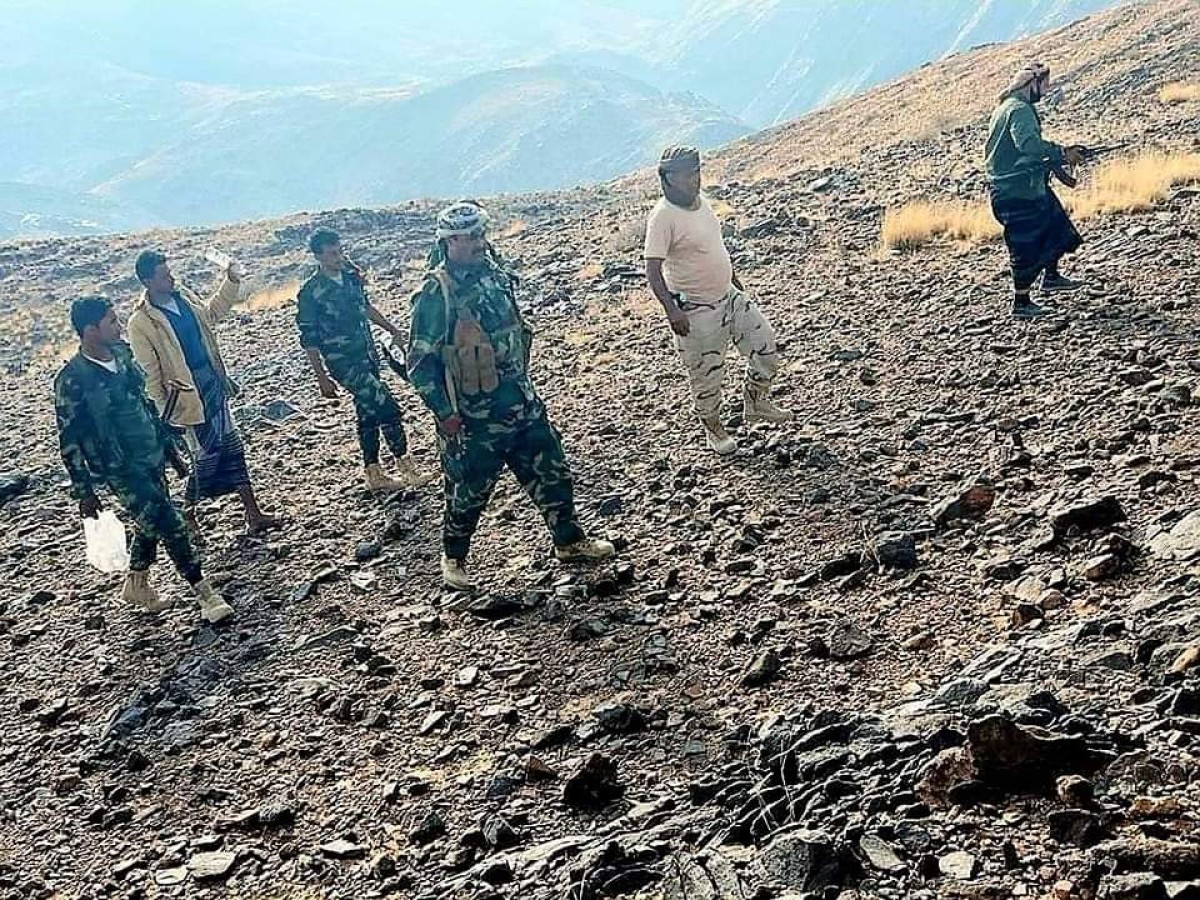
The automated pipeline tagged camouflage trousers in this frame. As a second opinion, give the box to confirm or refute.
[439,407,585,559]
[107,467,201,583]
[675,287,780,418]
[334,364,408,466]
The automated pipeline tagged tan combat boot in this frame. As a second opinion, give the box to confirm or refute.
[700,416,737,455]
[364,463,406,492]
[743,383,794,424]
[441,556,475,592]
[194,578,235,624]
[120,569,173,613]
[555,537,617,562]
[393,456,434,487]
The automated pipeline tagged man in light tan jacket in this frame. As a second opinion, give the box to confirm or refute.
[128,250,279,536]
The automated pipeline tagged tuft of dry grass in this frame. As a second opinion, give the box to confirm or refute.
[497,218,528,238]
[246,279,301,311]
[574,261,604,282]
[1159,82,1200,104]
[880,201,999,250]
[1065,150,1200,218]
[881,151,1200,251]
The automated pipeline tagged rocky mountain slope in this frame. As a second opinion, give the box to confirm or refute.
[1,1,1199,899]
[3,0,1133,235]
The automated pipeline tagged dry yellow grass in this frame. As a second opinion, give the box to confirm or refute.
[574,261,604,281]
[1065,150,1200,218]
[246,279,301,311]
[881,151,1200,250]
[497,217,528,238]
[1159,82,1200,104]
[880,201,1000,250]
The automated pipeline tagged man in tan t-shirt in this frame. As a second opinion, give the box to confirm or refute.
[644,145,792,455]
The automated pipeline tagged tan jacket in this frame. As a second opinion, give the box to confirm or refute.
[127,277,240,427]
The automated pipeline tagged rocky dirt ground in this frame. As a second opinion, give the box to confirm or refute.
[1,2,1199,899]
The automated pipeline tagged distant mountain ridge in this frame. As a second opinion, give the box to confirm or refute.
[0,0,1129,236]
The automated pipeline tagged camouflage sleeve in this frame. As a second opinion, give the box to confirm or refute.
[295,281,321,350]
[406,278,455,421]
[53,367,96,501]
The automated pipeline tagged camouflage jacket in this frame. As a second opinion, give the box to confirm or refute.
[407,261,535,423]
[295,266,378,379]
[53,342,176,500]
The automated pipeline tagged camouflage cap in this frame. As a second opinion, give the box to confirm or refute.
[436,202,489,239]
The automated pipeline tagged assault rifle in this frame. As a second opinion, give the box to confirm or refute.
[1048,143,1131,188]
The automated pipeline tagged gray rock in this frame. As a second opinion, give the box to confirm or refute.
[187,851,238,880]
[1149,511,1200,561]
[1050,496,1126,538]
[1098,873,1168,900]
[967,715,1102,793]
[938,850,978,879]
[859,834,906,873]
[757,827,860,892]
[741,650,783,688]
[825,619,874,660]
[563,753,624,809]
[874,531,918,570]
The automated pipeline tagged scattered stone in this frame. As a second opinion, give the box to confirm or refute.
[1056,775,1095,807]
[874,531,918,570]
[187,851,238,880]
[563,753,623,809]
[526,754,559,781]
[321,839,367,859]
[1149,511,1200,561]
[1050,497,1126,539]
[966,715,1101,793]
[757,827,860,892]
[741,649,783,688]
[825,619,874,660]
[1097,873,1169,900]
[409,812,447,846]
[1082,553,1122,582]
[1049,809,1111,848]
[593,702,647,734]
[355,539,382,562]
[859,834,906,873]
[932,483,996,528]
[1093,839,1200,880]
[939,850,978,880]
[0,473,30,507]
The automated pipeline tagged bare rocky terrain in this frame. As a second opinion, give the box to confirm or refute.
[1,2,1198,899]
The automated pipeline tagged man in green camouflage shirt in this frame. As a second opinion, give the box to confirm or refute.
[54,297,234,624]
[407,202,616,591]
[296,229,428,491]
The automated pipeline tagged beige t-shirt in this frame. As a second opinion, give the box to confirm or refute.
[643,196,733,304]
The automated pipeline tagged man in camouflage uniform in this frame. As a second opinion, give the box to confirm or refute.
[407,202,615,591]
[297,229,428,491]
[54,297,235,624]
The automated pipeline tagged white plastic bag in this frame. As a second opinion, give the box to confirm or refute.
[84,510,129,573]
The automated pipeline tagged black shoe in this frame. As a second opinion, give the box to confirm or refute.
[1011,297,1047,319]
[1041,272,1084,293]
